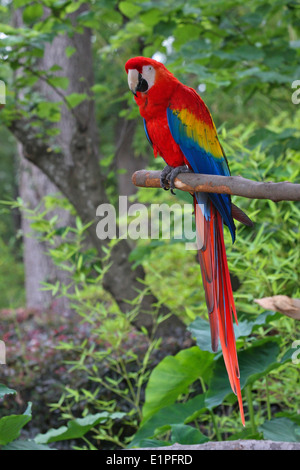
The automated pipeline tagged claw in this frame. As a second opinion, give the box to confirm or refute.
[168,165,193,194]
[160,164,173,190]
[160,164,193,194]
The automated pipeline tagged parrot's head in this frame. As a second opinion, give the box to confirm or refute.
[125,57,177,99]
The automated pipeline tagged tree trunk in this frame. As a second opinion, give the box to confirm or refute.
[115,118,148,197]
[19,152,73,313]
[14,10,74,314]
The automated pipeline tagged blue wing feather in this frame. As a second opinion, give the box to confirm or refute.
[143,119,152,147]
[167,107,235,242]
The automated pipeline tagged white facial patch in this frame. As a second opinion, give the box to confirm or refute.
[142,65,156,91]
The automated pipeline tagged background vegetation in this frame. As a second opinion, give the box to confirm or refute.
[0,0,299,449]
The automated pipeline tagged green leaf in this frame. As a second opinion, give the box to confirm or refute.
[49,65,63,73]
[140,9,163,27]
[119,1,142,18]
[234,45,264,61]
[187,317,214,352]
[13,0,31,7]
[48,76,69,90]
[91,84,109,94]
[36,101,62,123]
[170,424,208,445]
[136,438,171,448]
[142,347,214,422]
[77,10,98,28]
[65,46,76,58]
[65,93,87,109]
[259,418,300,442]
[0,403,32,446]
[0,384,16,399]
[239,339,281,387]
[129,394,206,448]
[23,4,44,24]
[35,412,125,444]
[2,439,55,450]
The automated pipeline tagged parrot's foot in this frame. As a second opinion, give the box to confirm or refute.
[160,165,193,194]
[160,165,174,190]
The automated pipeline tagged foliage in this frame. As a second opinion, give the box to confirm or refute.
[1,1,300,166]
[34,411,127,448]
[0,0,300,450]
[2,182,297,448]
[1,198,166,449]
[111,0,300,89]
[129,316,297,446]
[0,383,126,450]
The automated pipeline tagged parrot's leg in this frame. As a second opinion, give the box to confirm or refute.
[168,165,193,194]
[160,165,174,190]
[160,165,193,194]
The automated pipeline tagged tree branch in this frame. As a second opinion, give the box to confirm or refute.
[132,170,300,202]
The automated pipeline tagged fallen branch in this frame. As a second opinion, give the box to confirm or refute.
[132,170,300,202]
[138,440,300,450]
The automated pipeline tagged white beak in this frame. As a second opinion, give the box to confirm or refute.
[128,69,139,95]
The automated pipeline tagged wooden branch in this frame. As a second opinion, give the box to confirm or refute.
[132,170,300,202]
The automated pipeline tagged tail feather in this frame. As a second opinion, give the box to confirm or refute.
[194,196,219,351]
[231,203,253,228]
[194,195,245,426]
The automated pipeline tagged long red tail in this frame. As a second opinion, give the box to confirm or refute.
[194,195,245,426]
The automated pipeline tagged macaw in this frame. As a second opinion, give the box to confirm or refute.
[125,56,251,426]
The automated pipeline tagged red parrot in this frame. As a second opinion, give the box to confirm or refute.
[125,56,250,426]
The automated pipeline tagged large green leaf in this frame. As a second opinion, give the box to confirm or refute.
[137,439,172,448]
[259,418,300,442]
[0,403,32,446]
[188,311,279,353]
[119,1,142,18]
[239,339,281,387]
[205,339,284,409]
[0,384,16,399]
[187,317,214,352]
[35,412,125,444]
[130,394,206,448]
[142,346,214,422]
[170,424,208,445]
[131,338,289,447]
